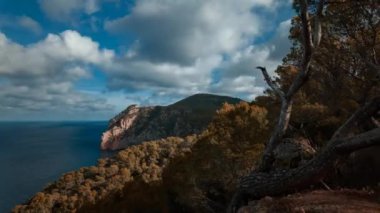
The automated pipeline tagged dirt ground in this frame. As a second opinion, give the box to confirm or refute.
[238,189,380,213]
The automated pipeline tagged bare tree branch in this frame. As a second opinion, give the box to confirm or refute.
[256,66,285,99]
[371,117,380,128]
[228,127,380,213]
[313,0,325,47]
[336,128,380,153]
[286,0,315,99]
[256,0,323,172]
[332,96,380,139]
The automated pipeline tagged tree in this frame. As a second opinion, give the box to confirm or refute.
[228,0,380,211]
[162,102,269,212]
[257,0,325,172]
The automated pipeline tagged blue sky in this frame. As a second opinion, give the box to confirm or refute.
[0,0,294,121]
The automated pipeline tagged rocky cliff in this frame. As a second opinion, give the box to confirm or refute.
[101,93,242,150]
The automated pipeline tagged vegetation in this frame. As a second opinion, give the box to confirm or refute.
[13,136,196,212]
[229,0,379,210]
[71,102,269,212]
[13,0,380,212]
[162,102,269,212]
[102,93,244,150]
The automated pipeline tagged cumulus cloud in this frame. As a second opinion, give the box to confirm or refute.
[39,0,100,22]
[17,16,42,35]
[105,0,279,65]
[210,76,265,100]
[0,30,114,77]
[0,15,42,35]
[0,30,115,119]
[210,19,292,100]
[101,0,293,103]
[0,1,294,120]
[106,55,221,92]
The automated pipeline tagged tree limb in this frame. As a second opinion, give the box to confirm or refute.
[286,0,315,99]
[256,0,322,172]
[229,94,380,212]
[313,0,325,47]
[332,96,380,139]
[228,127,380,213]
[256,66,285,99]
[371,117,380,128]
[335,128,380,153]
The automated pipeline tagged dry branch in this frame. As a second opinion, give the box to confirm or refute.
[256,66,285,99]
[228,97,380,212]
[257,0,325,172]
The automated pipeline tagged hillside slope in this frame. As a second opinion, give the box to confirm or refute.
[101,93,242,150]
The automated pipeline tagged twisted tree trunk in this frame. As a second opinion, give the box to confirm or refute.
[257,0,325,172]
[257,99,293,172]
[228,97,380,213]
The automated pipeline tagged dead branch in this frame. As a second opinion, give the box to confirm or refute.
[256,66,285,100]
[332,96,380,139]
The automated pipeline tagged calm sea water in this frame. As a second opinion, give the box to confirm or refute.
[0,121,110,212]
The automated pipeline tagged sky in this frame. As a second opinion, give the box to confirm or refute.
[0,0,295,121]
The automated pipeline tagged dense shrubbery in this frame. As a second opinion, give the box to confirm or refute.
[161,102,269,211]
[19,101,265,212]
[13,136,196,212]
[13,1,380,212]
[78,102,269,212]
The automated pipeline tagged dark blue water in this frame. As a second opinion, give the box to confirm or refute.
[0,121,109,212]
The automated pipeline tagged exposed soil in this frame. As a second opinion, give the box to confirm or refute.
[239,189,380,213]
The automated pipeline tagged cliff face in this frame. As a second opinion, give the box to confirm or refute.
[101,105,155,150]
[101,93,242,150]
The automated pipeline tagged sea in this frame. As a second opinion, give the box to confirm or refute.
[0,121,112,212]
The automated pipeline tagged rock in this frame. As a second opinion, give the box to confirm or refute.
[273,137,316,169]
[101,105,155,150]
[100,93,242,150]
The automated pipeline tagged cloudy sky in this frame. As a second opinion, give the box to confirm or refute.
[0,0,294,121]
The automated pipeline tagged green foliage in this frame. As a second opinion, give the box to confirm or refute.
[161,102,269,211]
[80,180,171,213]
[14,136,196,212]
[263,0,380,145]
[13,1,380,212]
[74,102,269,212]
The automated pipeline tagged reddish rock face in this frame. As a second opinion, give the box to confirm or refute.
[100,94,243,150]
[101,105,142,150]
[100,105,154,150]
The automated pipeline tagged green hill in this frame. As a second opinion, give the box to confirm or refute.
[101,93,244,150]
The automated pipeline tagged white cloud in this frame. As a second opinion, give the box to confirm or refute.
[105,0,279,65]
[102,0,292,102]
[0,30,114,77]
[0,15,42,35]
[0,1,294,120]
[210,76,265,99]
[209,19,292,100]
[39,0,100,22]
[17,16,42,35]
[106,55,221,91]
[0,30,115,119]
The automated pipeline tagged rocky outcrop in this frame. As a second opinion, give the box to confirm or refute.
[101,105,155,150]
[101,93,242,150]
